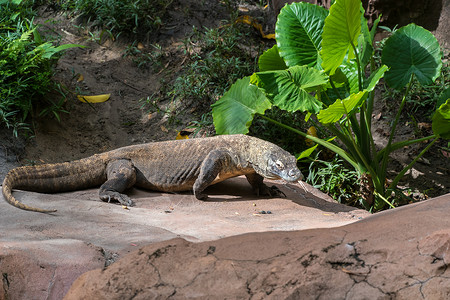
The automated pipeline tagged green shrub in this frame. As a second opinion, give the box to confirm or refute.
[307,152,360,206]
[63,0,173,36]
[168,25,256,112]
[0,0,81,135]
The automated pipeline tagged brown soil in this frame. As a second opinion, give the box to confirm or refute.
[1,0,448,205]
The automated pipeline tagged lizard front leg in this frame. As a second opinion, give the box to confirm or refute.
[99,159,136,206]
[193,149,233,200]
[245,173,286,197]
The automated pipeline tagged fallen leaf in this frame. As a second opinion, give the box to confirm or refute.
[176,132,189,140]
[137,42,145,50]
[235,15,274,39]
[305,126,317,147]
[418,122,432,130]
[160,125,168,132]
[373,112,382,120]
[77,74,84,82]
[77,94,111,103]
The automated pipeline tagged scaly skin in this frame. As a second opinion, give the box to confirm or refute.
[2,135,303,213]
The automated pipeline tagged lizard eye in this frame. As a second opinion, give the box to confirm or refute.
[275,160,284,169]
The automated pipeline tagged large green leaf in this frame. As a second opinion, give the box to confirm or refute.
[321,0,361,75]
[432,99,450,139]
[258,45,287,71]
[251,65,328,113]
[340,59,359,94]
[364,65,388,91]
[437,87,450,108]
[212,77,272,135]
[276,2,328,68]
[381,24,442,90]
[318,90,368,124]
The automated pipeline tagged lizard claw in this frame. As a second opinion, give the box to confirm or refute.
[253,183,286,198]
[268,185,286,197]
[194,191,209,201]
[99,191,135,207]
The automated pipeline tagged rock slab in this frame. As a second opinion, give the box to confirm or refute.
[0,177,366,299]
[65,194,450,299]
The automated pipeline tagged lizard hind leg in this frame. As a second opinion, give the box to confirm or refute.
[99,159,137,207]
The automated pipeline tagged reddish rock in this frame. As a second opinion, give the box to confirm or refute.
[0,240,104,300]
[65,194,450,299]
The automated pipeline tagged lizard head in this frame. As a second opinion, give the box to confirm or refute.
[254,149,303,182]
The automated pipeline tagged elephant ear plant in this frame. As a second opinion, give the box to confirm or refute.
[212,0,450,211]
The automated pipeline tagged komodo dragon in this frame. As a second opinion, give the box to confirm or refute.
[2,134,303,213]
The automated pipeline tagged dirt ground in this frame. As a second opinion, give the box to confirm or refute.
[1,0,448,204]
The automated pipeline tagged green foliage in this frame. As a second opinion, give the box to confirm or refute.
[258,45,287,71]
[212,0,448,211]
[381,24,442,90]
[62,0,172,36]
[123,42,164,71]
[212,76,271,134]
[276,2,328,68]
[0,0,81,135]
[168,25,256,111]
[321,0,360,74]
[432,99,450,139]
[307,153,360,206]
[250,66,328,113]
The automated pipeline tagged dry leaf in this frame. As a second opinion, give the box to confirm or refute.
[305,126,317,147]
[176,132,189,140]
[235,15,275,39]
[137,42,145,50]
[160,125,168,132]
[418,122,432,129]
[77,74,84,82]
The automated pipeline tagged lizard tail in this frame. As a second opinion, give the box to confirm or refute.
[2,169,56,213]
[2,155,108,213]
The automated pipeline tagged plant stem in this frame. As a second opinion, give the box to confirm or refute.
[350,41,363,92]
[389,137,439,190]
[258,114,361,172]
[380,74,415,184]
[376,134,437,160]
[374,191,396,209]
[329,79,342,100]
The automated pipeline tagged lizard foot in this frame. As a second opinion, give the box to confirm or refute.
[194,191,209,201]
[99,191,135,207]
[255,184,286,198]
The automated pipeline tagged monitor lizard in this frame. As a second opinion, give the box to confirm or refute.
[2,134,303,213]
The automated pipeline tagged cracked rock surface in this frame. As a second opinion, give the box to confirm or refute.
[0,177,366,299]
[65,194,450,299]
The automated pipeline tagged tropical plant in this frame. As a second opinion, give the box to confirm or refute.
[0,0,82,135]
[212,0,450,211]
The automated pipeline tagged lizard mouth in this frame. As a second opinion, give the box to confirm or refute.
[271,169,303,182]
